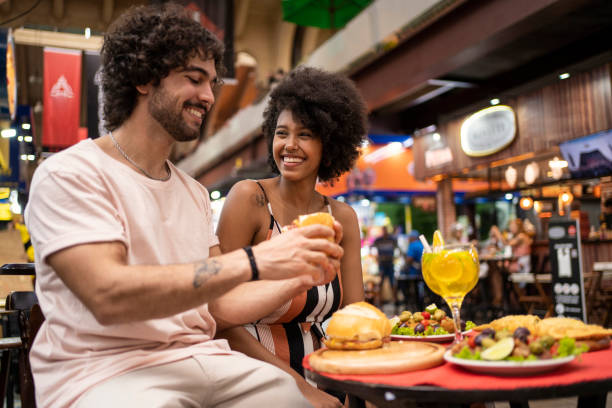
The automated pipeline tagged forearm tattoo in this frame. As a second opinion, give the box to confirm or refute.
[193,259,222,288]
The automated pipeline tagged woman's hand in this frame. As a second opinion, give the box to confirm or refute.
[296,379,343,408]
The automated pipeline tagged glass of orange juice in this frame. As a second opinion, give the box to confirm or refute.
[422,242,479,344]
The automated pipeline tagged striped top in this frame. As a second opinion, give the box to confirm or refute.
[244,181,343,377]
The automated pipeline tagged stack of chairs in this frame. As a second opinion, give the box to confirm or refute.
[0,264,43,408]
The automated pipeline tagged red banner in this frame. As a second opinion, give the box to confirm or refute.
[43,48,82,149]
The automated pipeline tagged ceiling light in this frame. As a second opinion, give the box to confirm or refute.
[559,73,570,80]
[1,129,16,138]
[210,190,221,200]
[559,192,573,205]
[490,98,500,105]
[505,193,513,200]
[24,136,33,142]
[548,157,568,169]
[85,28,91,39]
[27,155,35,161]
[21,123,31,130]
[17,136,23,142]
[519,197,534,210]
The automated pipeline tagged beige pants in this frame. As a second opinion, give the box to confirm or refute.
[75,354,312,408]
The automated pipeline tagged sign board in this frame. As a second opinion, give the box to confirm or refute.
[423,132,453,168]
[460,105,516,157]
[547,218,587,322]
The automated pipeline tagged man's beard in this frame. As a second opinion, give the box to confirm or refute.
[148,85,206,142]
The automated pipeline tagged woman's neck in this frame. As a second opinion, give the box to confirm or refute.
[273,176,325,221]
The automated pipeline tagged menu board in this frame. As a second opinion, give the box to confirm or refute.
[547,218,587,321]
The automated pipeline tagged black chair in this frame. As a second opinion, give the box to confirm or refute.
[0,264,40,408]
[4,291,42,408]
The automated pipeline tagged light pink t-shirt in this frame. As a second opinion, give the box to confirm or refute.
[25,139,238,408]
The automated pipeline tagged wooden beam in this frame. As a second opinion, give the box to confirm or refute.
[351,0,590,112]
[53,0,64,20]
[103,0,114,23]
[13,28,103,51]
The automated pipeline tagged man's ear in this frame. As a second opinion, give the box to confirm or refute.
[136,83,151,95]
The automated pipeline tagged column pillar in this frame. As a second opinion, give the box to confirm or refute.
[436,177,455,239]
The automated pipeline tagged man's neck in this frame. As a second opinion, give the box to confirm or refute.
[97,112,175,180]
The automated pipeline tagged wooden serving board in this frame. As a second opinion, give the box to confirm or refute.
[309,341,445,375]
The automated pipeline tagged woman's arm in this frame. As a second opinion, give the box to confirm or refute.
[218,327,343,408]
[211,180,339,329]
[333,201,364,306]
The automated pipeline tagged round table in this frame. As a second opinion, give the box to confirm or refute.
[304,346,612,408]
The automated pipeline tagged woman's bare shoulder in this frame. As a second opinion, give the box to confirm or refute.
[328,198,358,226]
[226,179,268,209]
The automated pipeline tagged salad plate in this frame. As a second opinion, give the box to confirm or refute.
[443,350,575,376]
[391,330,472,343]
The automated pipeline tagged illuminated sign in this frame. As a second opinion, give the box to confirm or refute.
[460,105,516,157]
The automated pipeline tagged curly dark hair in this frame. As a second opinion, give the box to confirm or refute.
[262,67,368,182]
[100,3,225,131]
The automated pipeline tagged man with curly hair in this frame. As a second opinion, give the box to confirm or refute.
[215,66,368,407]
[25,4,343,407]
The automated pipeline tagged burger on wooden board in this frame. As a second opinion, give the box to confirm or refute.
[323,302,392,350]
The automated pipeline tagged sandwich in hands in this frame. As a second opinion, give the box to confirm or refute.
[323,302,392,350]
[292,212,335,241]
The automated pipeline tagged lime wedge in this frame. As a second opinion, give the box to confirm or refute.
[481,337,515,361]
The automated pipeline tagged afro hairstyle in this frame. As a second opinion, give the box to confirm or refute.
[262,66,368,182]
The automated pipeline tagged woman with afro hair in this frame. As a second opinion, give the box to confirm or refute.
[215,66,367,407]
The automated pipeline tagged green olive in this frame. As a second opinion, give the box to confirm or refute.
[433,309,446,321]
[529,341,544,355]
[399,311,412,322]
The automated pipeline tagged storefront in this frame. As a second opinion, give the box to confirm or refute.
[410,62,612,274]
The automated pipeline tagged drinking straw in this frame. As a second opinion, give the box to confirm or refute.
[419,234,432,253]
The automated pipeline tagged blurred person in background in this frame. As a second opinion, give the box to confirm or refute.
[481,225,505,310]
[372,225,399,307]
[397,230,424,311]
[215,66,367,408]
[24,5,342,407]
[447,222,468,245]
[496,218,533,274]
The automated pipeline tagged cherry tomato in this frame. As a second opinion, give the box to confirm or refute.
[422,312,431,319]
[468,336,477,348]
[550,343,559,356]
[421,319,430,327]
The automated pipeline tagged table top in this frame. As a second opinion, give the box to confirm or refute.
[304,346,612,406]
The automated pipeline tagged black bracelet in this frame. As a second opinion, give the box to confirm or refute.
[243,246,259,281]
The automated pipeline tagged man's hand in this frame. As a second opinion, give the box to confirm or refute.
[253,224,343,285]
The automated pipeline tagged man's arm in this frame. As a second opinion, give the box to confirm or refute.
[47,224,342,325]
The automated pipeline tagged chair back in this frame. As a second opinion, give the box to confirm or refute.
[5,291,42,408]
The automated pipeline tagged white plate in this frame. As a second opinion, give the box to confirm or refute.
[391,330,471,343]
[443,350,576,376]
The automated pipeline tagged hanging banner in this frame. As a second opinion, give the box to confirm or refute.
[0,28,9,120]
[43,48,82,149]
